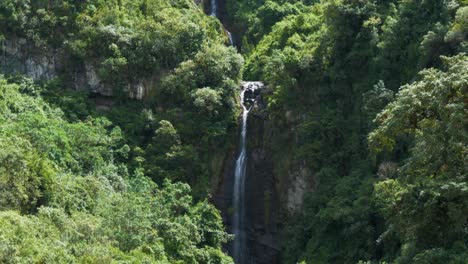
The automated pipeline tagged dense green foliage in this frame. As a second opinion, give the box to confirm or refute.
[227,0,467,263]
[0,0,467,263]
[0,76,233,263]
[0,0,239,263]
[1,0,244,196]
[370,54,468,263]
[0,0,226,76]
[114,44,243,195]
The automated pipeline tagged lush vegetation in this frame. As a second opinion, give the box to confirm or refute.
[0,76,232,263]
[0,0,239,262]
[228,0,467,263]
[1,0,467,263]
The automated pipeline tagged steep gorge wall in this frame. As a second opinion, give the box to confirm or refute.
[0,37,152,100]
[244,91,280,264]
[214,85,316,263]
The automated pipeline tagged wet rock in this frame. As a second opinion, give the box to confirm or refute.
[244,107,281,264]
[214,82,281,264]
[242,81,264,105]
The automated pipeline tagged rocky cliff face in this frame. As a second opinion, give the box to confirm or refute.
[244,87,280,264]
[0,37,150,100]
[1,28,314,264]
[214,83,316,263]
[214,84,280,264]
[1,37,59,81]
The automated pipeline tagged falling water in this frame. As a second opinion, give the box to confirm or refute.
[232,87,249,264]
[227,31,234,46]
[210,0,234,46]
[210,0,217,17]
[232,82,263,264]
[207,1,258,262]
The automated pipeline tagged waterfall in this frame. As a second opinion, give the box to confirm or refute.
[207,2,262,262]
[232,82,263,264]
[210,0,217,17]
[227,31,234,46]
[232,87,249,264]
[210,0,234,46]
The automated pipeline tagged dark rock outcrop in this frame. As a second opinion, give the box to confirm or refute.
[214,83,281,264]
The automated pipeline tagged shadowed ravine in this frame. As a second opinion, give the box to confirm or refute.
[210,0,217,17]
[209,2,279,263]
[232,86,250,263]
[210,0,234,46]
[232,82,265,263]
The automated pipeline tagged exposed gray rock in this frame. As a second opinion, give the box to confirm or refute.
[85,64,102,93]
[1,36,152,100]
[24,55,57,80]
[1,37,58,81]
[287,164,314,214]
[128,81,146,100]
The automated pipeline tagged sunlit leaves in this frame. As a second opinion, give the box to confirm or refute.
[371,54,468,262]
[0,76,233,263]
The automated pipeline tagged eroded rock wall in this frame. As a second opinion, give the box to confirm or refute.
[244,95,281,264]
[214,84,317,263]
[0,37,151,100]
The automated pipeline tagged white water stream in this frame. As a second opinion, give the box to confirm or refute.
[232,86,250,263]
[209,1,259,262]
[232,82,263,263]
[210,0,234,46]
[210,0,217,17]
